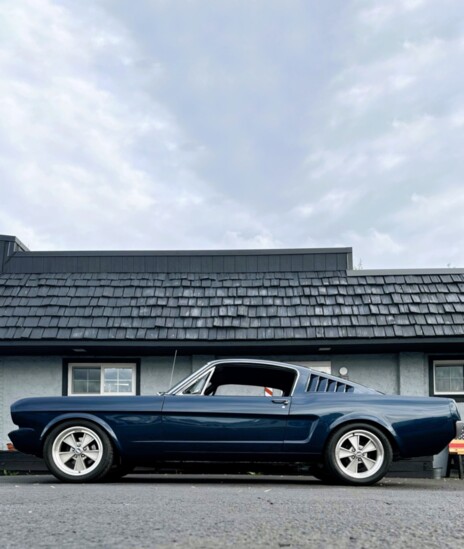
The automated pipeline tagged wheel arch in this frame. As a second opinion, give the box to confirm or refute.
[40,413,123,455]
[326,416,400,458]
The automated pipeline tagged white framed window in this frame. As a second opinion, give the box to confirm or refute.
[68,363,136,396]
[433,360,464,395]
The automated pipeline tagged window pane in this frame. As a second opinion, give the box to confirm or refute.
[103,367,133,393]
[118,368,133,380]
[435,368,448,380]
[72,368,101,394]
[182,371,211,394]
[104,368,118,381]
[215,384,284,396]
[435,365,464,393]
[73,368,87,381]
[436,378,450,393]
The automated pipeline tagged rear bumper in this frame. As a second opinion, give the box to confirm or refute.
[8,428,42,456]
[455,420,464,438]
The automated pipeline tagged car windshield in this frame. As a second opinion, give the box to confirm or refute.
[166,363,212,394]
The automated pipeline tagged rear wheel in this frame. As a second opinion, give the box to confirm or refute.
[44,421,114,483]
[309,464,334,483]
[325,423,392,486]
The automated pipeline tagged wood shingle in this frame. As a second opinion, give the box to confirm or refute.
[1,271,464,341]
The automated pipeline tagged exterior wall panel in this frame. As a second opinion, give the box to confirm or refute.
[398,352,428,396]
[314,254,326,270]
[140,355,194,396]
[0,356,62,450]
[3,248,352,274]
[331,354,399,395]
[302,255,315,270]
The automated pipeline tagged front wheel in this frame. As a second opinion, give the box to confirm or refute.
[44,420,114,483]
[324,423,392,486]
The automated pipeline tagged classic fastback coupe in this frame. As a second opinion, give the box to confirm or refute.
[9,359,462,485]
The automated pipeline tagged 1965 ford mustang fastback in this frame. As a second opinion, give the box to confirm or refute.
[9,359,462,485]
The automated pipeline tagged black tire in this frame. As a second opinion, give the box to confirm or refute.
[309,464,335,484]
[104,462,135,481]
[43,420,114,483]
[324,423,392,486]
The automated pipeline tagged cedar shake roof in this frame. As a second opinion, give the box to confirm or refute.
[1,234,463,344]
[1,270,464,342]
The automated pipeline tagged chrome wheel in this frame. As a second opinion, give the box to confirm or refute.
[334,429,384,480]
[51,426,104,477]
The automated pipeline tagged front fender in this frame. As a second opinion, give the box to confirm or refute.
[40,413,123,454]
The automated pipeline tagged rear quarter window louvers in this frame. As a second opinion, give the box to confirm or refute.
[307,373,354,393]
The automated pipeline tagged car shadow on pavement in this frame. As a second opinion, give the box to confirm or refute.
[7,473,463,490]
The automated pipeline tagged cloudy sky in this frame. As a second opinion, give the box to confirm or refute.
[1,0,463,268]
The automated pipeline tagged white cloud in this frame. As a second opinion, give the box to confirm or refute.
[359,0,429,27]
[377,153,405,171]
[334,37,456,116]
[0,211,57,251]
[0,1,181,245]
[0,0,276,251]
[222,230,282,249]
[346,228,405,259]
[399,190,464,228]
[1,0,464,269]
[294,204,315,219]
[299,0,464,267]
[295,189,364,220]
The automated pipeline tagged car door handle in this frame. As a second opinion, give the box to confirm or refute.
[272,399,289,405]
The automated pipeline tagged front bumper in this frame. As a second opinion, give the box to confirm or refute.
[8,428,42,456]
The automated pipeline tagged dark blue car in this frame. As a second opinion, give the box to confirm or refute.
[9,359,462,485]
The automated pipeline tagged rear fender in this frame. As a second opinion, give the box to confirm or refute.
[40,413,123,454]
[328,413,401,452]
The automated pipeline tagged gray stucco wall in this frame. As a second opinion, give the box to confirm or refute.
[398,353,429,396]
[1,352,462,451]
[140,355,215,395]
[0,356,62,450]
[331,353,400,394]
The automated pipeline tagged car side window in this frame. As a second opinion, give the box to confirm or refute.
[214,384,284,397]
[178,363,297,396]
[205,363,296,397]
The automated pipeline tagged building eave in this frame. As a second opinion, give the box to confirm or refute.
[1,336,464,356]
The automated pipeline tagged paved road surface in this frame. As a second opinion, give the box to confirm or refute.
[1,475,463,548]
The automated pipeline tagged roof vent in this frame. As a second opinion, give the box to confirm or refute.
[307,373,354,393]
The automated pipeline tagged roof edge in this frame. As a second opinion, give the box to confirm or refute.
[0,234,29,251]
[3,244,354,274]
[0,235,29,273]
[16,246,352,257]
[348,268,464,276]
[1,336,464,349]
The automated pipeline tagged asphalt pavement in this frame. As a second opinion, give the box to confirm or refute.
[1,474,463,549]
